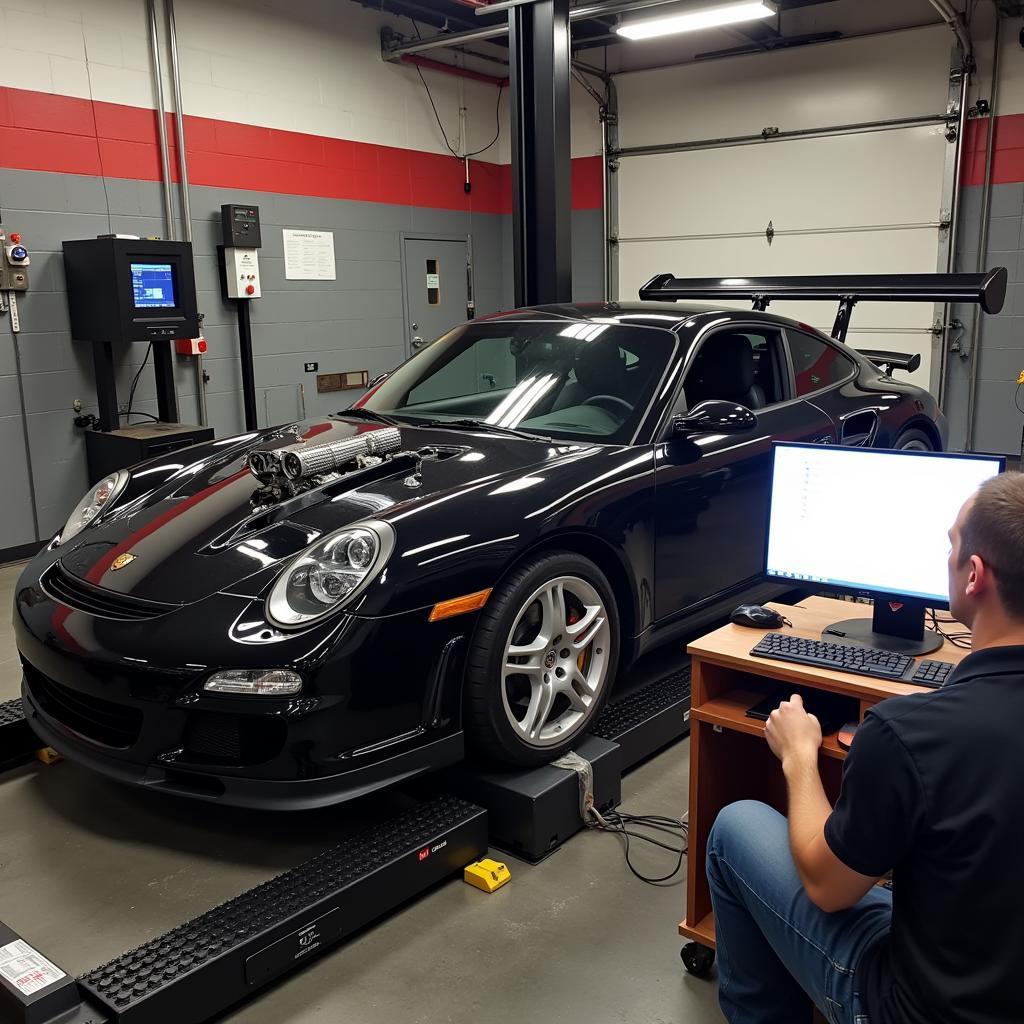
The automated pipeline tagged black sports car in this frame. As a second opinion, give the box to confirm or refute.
[17,273,995,809]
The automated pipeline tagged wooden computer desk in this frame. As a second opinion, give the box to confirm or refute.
[680,595,970,952]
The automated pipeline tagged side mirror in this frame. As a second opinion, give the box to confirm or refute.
[672,400,758,437]
[366,372,389,389]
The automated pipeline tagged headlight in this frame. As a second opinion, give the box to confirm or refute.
[58,469,130,545]
[204,669,303,696]
[266,521,395,628]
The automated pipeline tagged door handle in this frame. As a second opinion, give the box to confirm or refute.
[411,336,427,350]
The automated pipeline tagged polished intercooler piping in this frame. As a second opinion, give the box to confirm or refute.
[248,428,403,483]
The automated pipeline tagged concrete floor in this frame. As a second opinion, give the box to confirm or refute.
[0,560,721,1024]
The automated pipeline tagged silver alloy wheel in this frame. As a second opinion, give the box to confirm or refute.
[898,437,931,451]
[500,575,612,748]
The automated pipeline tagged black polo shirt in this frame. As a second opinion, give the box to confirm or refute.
[824,645,1024,1024]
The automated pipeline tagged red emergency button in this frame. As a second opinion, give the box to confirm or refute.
[10,233,21,243]
[245,284,255,295]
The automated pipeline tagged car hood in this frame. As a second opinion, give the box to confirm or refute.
[54,417,589,605]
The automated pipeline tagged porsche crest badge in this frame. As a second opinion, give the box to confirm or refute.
[111,552,136,571]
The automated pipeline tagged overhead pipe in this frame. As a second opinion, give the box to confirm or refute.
[966,14,1001,450]
[165,0,207,427]
[401,53,508,86]
[147,0,175,238]
[383,0,702,60]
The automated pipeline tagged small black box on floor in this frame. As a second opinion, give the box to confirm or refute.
[0,699,38,773]
[0,921,81,1024]
[448,734,621,862]
[85,423,214,483]
[590,667,691,772]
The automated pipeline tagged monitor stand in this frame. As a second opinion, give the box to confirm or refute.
[825,595,943,657]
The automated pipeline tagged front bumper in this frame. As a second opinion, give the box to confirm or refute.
[14,563,472,810]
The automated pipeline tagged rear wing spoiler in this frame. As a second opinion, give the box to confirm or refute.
[858,349,922,376]
[637,269,1008,343]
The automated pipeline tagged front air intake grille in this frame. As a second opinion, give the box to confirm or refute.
[27,669,143,749]
[182,711,286,767]
[40,562,178,621]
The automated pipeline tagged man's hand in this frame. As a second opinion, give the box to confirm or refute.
[765,694,823,767]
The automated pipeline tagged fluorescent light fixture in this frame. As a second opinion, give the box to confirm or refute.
[617,1,776,40]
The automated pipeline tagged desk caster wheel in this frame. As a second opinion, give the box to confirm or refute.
[681,941,715,977]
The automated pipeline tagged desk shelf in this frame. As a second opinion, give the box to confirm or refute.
[694,689,847,760]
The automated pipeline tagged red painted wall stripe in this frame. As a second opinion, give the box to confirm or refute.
[962,113,1024,187]
[0,86,603,214]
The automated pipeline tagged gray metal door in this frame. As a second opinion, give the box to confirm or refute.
[402,237,469,359]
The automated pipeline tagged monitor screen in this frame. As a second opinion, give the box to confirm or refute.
[765,444,1004,605]
[130,262,177,310]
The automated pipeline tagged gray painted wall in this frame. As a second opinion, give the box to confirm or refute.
[946,182,1024,456]
[0,168,605,551]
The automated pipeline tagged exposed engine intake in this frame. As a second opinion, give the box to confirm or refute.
[246,427,404,505]
[280,428,401,480]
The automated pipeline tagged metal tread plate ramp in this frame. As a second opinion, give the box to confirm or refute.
[0,795,488,1024]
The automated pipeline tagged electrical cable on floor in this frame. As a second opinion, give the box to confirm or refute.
[587,807,689,886]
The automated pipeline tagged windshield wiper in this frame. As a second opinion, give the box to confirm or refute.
[420,418,548,442]
[339,407,402,426]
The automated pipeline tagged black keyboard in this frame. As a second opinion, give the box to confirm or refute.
[751,633,955,688]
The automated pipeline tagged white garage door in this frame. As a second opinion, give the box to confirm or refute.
[615,26,956,389]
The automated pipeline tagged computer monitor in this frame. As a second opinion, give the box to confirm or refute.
[765,443,1005,654]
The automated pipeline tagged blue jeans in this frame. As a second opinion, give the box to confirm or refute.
[706,800,892,1024]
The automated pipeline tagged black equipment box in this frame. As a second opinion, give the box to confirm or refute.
[63,237,199,344]
[221,204,261,248]
[85,423,214,483]
[447,734,621,862]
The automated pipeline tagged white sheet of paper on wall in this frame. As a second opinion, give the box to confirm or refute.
[426,273,440,289]
[283,229,336,281]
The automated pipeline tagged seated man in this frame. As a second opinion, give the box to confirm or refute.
[706,472,1024,1024]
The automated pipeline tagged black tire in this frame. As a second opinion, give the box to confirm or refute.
[893,427,935,452]
[680,942,716,977]
[464,550,620,766]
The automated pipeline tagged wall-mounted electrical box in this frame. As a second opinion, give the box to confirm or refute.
[224,247,261,299]
[0,231,30,291]
[221,205,261,248]
[63,237,200,343]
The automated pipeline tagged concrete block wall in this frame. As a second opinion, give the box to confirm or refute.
[944,12,1024,456]
[0,0,607,555]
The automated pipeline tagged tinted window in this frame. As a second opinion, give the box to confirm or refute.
[788,331,853,396]
[361,321,676,444]
[683,328,785,409]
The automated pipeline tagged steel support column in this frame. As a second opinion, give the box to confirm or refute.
[509,0,572,307]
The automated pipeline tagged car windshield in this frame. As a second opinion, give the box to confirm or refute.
[358,320,677,444]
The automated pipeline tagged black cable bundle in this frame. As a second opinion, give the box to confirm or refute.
[588,807,689,886]
[928,609,972,650]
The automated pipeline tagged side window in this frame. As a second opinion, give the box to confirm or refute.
[682,328,785,410]
[787,331,854,396]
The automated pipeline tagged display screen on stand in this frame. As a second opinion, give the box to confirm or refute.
[130,262,177,309]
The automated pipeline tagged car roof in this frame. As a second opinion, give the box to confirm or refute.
[478,301,835,338]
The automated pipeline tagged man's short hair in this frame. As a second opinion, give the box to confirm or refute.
[959,472,1024,619]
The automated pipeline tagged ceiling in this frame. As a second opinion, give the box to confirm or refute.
[352,0,962,75]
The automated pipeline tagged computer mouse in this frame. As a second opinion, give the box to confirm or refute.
[730,604,789,629]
